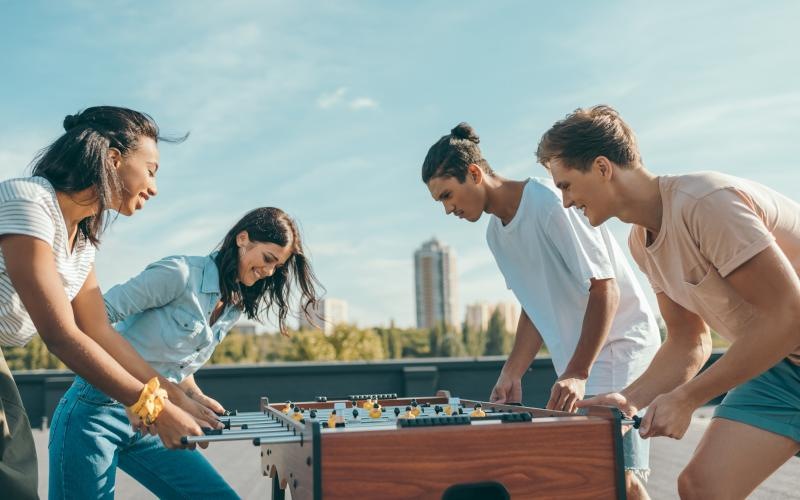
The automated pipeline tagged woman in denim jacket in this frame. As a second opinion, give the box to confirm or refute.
[48,207,321,499]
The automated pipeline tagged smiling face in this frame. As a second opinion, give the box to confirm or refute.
[236,230,294,287]
[547,156,615,227]
[426,166,487,223]
[110,136,160,216]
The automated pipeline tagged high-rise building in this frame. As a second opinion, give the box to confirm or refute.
[298,298,349,335]
[465,302,494,332]
[465,301,520,333]
[494,301,521,333]
[233,320,259,335]
[414,238,459,329]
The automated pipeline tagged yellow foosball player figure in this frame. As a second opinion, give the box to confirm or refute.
[292,407,303,421]
[282,401,293,414]
[362,397,376,410]
[399,406,416,419]
[410,400,421,417]
[327,402,347,428]
[369,402,382,419]
[470,403,486,418]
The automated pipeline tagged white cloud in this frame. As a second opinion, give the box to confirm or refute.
[348,97,378,110]
[317,88,379,111]
[317,87,348,109]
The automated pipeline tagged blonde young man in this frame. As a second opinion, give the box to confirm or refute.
[537,105,800,499]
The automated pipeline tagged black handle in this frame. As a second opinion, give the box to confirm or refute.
[621,415,642,429]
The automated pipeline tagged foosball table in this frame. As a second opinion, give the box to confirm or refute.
[184,391,635,499]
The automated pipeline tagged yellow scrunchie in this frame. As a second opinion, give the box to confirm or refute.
[129,377,169,425]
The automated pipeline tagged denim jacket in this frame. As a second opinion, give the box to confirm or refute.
[104,253,242,382]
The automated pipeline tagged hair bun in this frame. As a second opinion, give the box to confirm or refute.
[450,122,480,144]
[63,114,80,131]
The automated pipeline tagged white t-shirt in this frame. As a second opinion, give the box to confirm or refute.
[0,177,95,346]
[486,177,660,394]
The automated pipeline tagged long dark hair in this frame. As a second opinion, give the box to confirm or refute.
[29,106,185,246]
[421,122,495,184]
[215,207,322,335]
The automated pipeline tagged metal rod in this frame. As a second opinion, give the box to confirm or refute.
[253,435,302,445]
[240,423,288,430]
[182,429,298,444]
[223,415,278,420]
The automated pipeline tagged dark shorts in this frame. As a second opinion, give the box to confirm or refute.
[714,358,800,445]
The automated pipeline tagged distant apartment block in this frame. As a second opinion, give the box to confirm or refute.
[465,301,520,333]
[233,320,259,335]
[298,298,349,335]
[414,238,459,329]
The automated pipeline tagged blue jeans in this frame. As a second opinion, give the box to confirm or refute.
[48,376,239,499]
[585,395,650,477]
[623,407,650,481]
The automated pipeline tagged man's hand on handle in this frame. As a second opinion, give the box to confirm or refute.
[546,375,586,413]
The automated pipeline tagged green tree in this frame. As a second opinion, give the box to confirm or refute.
[399,328,432,357]
[438,325,466,357]
[428,322,445,357]
[3,336,65,371]
[462,322,486,357]
[484,309,510,355]
[328,324,385,361]
[280,329,337,361]
[375,324,405,359]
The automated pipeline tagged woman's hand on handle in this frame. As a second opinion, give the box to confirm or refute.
[153,399,206,449]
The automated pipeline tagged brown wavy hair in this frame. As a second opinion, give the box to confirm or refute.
[536,105,642,172]
[214,207,322,335]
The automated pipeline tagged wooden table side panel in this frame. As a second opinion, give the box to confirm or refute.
[320,420,618,499]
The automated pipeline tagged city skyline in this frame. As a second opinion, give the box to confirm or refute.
[2,2,798,329]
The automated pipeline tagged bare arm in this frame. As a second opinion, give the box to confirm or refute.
[1,235,207,448]
[547,277,620,412]
[578,290,711,416]
[623,292,711,410]
[1,235,143,405]
[632,244,800,439]
[502,310,544,378]
[562,277,619,379]
[490,310,544,403]
[72,269,215,421]
[677,244,800,408]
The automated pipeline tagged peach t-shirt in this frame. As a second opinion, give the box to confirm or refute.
[629,172,800,365]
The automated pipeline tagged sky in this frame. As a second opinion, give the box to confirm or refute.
[1,1,798,330]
